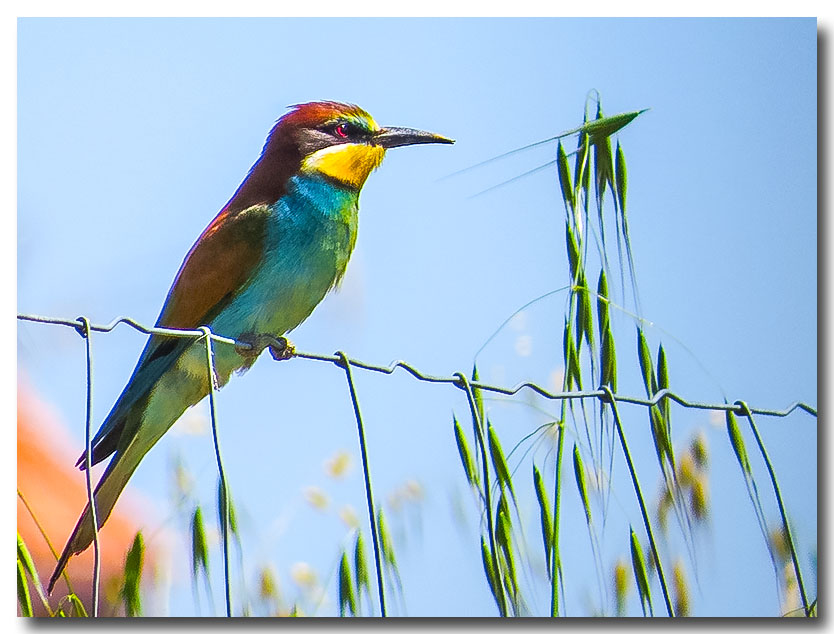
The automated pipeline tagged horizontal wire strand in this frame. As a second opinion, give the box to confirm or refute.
[17,313,817,419]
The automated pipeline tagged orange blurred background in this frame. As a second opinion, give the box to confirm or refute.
[17,377,161,616]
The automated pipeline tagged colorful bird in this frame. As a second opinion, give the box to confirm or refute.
[48,101,453,592]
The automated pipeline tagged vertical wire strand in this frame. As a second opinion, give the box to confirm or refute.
[601,385,674,617]
[199,327,231,617]
[736,401,810,615]
[454,372,507,617]
[335,351,386,617]
[77,316,100,617]
[15,313,820,617]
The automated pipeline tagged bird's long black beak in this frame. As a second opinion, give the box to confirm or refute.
[374,126,455,149]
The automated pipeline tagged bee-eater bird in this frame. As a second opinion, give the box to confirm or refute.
[48,101,453,593]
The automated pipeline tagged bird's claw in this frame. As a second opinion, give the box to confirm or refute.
[235,333,295,361]
[268,336,295,361]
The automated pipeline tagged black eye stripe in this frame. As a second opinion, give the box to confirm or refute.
[324,120,368,140]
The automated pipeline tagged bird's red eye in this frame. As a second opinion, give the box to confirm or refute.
[335,123,349,138]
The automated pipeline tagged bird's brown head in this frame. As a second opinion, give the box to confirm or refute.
[225,101,453,213]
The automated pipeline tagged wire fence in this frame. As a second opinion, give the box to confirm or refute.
[16,312,818,617]
[16,313,818,419]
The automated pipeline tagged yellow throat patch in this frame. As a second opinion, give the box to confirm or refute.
[301,143,387,190]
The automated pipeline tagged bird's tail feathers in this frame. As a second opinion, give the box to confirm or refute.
[47,448,143,594]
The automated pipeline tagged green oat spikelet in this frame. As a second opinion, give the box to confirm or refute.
[454,415,478,488]
[630,528,653,617]
[191,506,209,577]
[121,532,144,616]
[533,464,553,578]
[338,551,357,616]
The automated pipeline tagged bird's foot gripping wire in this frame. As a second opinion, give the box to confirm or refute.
[235,333,296,361]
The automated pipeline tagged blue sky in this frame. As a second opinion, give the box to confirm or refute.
[17,18,817,616]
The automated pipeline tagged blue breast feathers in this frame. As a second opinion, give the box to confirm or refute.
[210,174,360,341]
